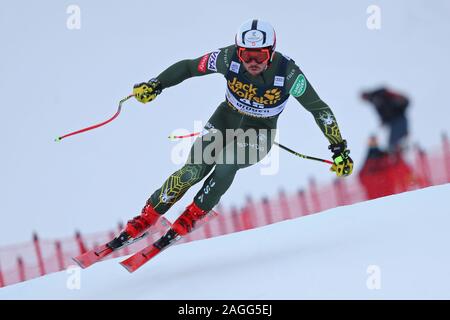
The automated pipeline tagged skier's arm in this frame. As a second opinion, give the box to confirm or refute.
[133,46,234,103]
[156,58,211,89]
[285,59,353,176]
[285,60,343,145]
[156,45,234,90]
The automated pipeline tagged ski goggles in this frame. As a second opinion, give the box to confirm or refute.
[237,47,271,64]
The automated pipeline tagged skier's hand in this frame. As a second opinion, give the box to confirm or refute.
[329,140,354,177]
[133,78,162,104]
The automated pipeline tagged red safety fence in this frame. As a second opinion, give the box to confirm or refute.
[1,135,449,288]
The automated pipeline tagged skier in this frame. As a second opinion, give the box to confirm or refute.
[108,19,354,249]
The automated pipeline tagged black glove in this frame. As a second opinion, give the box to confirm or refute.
[329,140,354,177]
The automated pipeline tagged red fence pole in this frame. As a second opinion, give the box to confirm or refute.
[297,190,309,216]
[262,198,274,225]
[278,190,292,221]
[443,132,450,183]
[216,204,228,236]
[230,207,242,232]
[239,206,252,231]
[75,231,87,255]
[334,179,349,206]
[33,232,46,276]
[17,257,25,282]
[0,261,4,287]
[416,147,432,187]
[217,214,228,236]
[309,178,321,213]
[54,241,65,271]
[245,196,258,228]
[203,213,213,238]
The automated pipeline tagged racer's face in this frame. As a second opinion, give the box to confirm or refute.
[242,60,268,76]
[238,47,270,76]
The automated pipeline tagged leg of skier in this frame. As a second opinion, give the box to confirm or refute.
[172,125,276,235]
[109,107,231,249]
[120,145,218,240]
[125,163,214,236]
[111,103,276,247]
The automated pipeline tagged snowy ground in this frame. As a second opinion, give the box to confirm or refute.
[1,184,448,300]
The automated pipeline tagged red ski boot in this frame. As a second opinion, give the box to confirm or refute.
[172,202,208,236]
[108,203,161,250]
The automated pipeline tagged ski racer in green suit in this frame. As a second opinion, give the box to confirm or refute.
[108,19,354,249]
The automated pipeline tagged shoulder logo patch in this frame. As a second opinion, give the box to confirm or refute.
[198,53,210,73]
[207,50,220,72]
[290,74,307,97]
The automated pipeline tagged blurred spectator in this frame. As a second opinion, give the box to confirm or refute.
[364,135,388,160]
[359,135,415,200]
[358,135,392,199]
[389,150,415,192]
[361,86,410,153]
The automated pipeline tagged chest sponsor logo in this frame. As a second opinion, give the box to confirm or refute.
[290,74,307,97]
[198,53,210,73]
[227,77,282,106]
[207,50,220,72]
[230,61,240,73]
[274,76,285,87]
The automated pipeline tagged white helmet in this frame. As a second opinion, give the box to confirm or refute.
[235,19,276,52]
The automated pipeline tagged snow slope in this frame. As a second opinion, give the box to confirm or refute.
[1,184,448,300]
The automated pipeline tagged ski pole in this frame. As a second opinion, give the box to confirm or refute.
[273,141,333,165]
[54,94,135,142]
[168,131,333,165]
[168,132,202,140]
